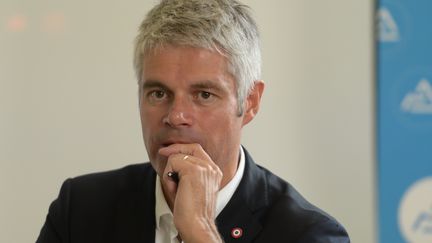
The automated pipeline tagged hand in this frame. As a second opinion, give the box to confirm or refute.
[159,143,223,243]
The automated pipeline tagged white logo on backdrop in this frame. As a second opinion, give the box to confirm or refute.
[401,79,432,114]
[378,7,400,42]
[399,177,432,243]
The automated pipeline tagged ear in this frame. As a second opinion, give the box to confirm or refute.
[242,81,265,126]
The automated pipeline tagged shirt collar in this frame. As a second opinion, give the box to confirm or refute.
[154,146,246,228]
[215,146,245,215]
[155,174,172,230]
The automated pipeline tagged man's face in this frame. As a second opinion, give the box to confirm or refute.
[139,45,248,180]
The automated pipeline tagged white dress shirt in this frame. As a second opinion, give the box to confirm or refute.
[154,147,246,243]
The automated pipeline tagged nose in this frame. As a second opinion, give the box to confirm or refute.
[163,95,193,128]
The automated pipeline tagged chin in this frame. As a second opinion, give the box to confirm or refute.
[150,155,167,176]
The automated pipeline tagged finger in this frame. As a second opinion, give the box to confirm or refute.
[162,153,197,183]
[164,155,222,197]
[158,143,212,161]
[161,153,204,200]
[168,153,219,175]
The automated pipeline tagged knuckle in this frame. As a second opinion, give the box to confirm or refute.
[192,143,203,151]
[168,154,181,163]
[195,165,205,172]
[217,169,223,178]
[193,142,202,148]
[205,164,213,171]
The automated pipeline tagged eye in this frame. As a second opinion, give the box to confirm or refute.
[195,91,217,104]
[199,91,212,99]
[151,90,166,99]
[146,89,168,104]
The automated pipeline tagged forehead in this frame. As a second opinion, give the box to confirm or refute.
[142,45,231,81]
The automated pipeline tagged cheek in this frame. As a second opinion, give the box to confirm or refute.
[139,111,149,137]
[140,106,160,129]
[204,109,242,139]
[140,108,158,149]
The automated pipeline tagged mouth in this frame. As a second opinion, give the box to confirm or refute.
[160,140,191,148]
[156,131,202,149]
[161,142,173,148]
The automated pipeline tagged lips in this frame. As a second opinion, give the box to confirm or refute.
[160,139,194,148]
[155,130,202,149]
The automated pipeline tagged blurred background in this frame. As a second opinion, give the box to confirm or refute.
[0,0,374,242]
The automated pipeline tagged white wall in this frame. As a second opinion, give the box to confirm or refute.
[0,1,375,242]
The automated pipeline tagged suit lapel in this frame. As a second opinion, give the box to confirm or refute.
[114,164,157,243]
[216,147,268,243]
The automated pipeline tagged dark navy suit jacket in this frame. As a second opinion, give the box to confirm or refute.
[37,148,350,243]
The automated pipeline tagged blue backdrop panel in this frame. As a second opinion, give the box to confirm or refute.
[378,0,432,242]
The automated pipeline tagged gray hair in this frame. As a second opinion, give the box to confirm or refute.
[133,0,261,115]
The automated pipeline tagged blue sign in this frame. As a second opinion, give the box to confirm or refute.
[378,0,432,242]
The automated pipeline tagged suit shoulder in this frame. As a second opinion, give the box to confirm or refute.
[67,162,155,198]
[38,163,157,242]
[259,165,334,223]
[257,165,349,241]
[71,162,153,181]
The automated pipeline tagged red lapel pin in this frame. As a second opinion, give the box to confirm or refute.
[231,227,243,239]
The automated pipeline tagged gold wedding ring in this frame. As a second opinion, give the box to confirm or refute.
[183,155,189,160]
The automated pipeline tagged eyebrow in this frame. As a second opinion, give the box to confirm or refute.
[142,79,226,93]
[142,80,169,90]
[190,80,225,93]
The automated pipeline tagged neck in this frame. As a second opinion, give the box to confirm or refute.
[219,148,240,189]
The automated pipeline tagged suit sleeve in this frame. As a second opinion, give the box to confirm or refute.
[36,179,72,243]
[296,218,350,243]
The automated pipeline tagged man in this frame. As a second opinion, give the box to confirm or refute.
[37,0,350,242]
